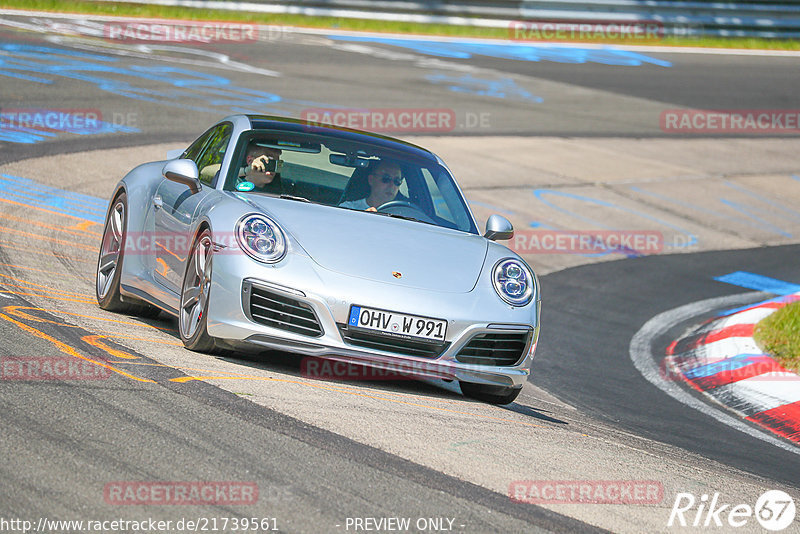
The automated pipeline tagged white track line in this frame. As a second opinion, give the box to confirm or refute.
[629,292,800,455]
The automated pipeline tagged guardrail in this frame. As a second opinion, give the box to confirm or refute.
[252,0,800,38]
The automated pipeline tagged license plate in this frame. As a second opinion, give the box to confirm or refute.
[348,305,447,344]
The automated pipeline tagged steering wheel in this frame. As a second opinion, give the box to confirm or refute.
[377,200,418,211]
[376,200,435,224]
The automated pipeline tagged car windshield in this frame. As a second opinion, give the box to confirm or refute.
[222,131,478,234]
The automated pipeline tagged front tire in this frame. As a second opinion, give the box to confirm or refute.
[96,192,160,317]
[179,229,217,352]
[460,382,522,405]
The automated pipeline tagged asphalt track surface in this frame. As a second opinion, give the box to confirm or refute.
[1,11,800,533]
[539,245,800,487]
[0,291,587,533]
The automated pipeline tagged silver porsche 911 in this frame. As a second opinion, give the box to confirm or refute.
[96,115,540,404]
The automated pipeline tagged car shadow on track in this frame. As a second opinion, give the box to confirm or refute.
[128,315,571,425]
[216,349,572,427]
[215,349,467,402]
[500,403,569,425]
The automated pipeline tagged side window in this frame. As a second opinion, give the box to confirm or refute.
[183,128,215,162]
[421,168,455,222]
[195,124,233,186]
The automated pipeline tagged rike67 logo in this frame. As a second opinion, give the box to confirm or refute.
[667,490,796,531]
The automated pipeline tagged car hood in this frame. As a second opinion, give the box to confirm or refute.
[240,195,488,293]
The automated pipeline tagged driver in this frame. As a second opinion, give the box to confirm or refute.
[339,160,403,212]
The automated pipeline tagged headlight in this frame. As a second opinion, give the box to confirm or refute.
[492,259,535,306]
[236,214,286,263]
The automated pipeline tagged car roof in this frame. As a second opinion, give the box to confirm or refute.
[244,115,439,163]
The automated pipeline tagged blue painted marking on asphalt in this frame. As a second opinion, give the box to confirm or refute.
[715,271,800,294]
[349,306,361,326]
[724,180,800,223]
[467,200,515,216]
[719,199,792,238]
[720,295,800,317]
[426,74,542,102]
[0,44,338,145]
[532,188,696,254]
[792,175,800,182]
[327,35,672,67]
[0,174,107,223]
[683,354,770,380]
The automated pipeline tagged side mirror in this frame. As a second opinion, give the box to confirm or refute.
[484,214,514,241]
[162,159,201,194]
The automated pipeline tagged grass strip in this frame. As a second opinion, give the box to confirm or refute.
[3,0,800,50]
[754,301,800,374]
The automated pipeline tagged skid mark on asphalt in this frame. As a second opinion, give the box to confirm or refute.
[0,212,101,237]
[0,273,94,299]
[0,283,92,300]
[3,305,176,333]
[0,290,94,304]
[0,225,96,251]
[0,262,89,276]
[0,307,153,383]
[0,241,94,263]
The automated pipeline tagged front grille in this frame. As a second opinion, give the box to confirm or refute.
[248,285,323,337]
[455,331,530,367]
[338,325,448,359]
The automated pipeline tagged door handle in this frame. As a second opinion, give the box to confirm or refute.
[153,196,163,210]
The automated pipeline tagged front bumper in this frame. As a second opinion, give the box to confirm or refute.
[206,250,540,389]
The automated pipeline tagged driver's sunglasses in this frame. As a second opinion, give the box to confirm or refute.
[379,173,404,186]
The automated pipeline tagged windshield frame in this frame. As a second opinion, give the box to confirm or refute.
[223,129,480,235]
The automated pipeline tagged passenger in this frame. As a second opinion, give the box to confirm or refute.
[241,144,282,192]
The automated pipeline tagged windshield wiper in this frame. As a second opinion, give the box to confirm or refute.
[370,211,425,224]
[279,194,312,203]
